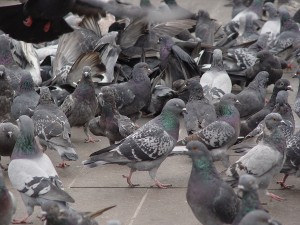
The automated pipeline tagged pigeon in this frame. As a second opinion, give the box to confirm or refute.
[260,2,280,43]
[200,49,232,101]
[10,71,40,120]
[83,98,186,189]
[43,201,116,225]
[178,93,240,167]
[232,174,262,225]
[88,86,138,145]
[238,210,282,225]
[232,0,264,22]
[0,122,19,169]
[245,50,284,85]
[240,78,293,137]
[232,0,247,18]
[0,65,14,122]
[106,62,152,122]
[183,79,217,134]
[195,10,216,45]
[235,71,269,118]
[8,115,75,224]
[158,35,201,88]
[0,168,16,225]
[186,141,239,225]
[32,87,78,168]
[60,66,98,143]
[293,73,300,118]
[226,113,287,201]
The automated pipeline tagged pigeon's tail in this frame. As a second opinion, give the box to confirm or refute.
[82,158,109,168]
[168,146,189,156]
[50,142,78,161]
[223,176,239,188]
[83,151,131,168]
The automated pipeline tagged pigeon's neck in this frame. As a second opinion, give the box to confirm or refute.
[268,88,281,107]
[164,0,177,6]
[210,58,224,71]
[192,157,219,181]
[219,104,240,128]
[132,74,150,83]
[188,90,204,101]
[281,20,299,33]
[140,0,152,6]
[74,80,95,100]
[160,46,172,69]
[263,128,286,153]
[267,7,278,19]
[102,101,117,117]
[159,111,180,140]
[11,134,42,159]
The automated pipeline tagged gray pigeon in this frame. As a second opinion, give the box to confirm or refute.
[178,93,240,167]
[260,2,280,43]
[183,79,217,134]
[8,115,74,224]
[32,87,78,168]
[234,15,259,47]
[60,66,98,143]
[0,168,16,225]
[232,0,247,18]
[195,10,215,45]
[232,174,262,225]
[232,0,264,22]
[83,98,186,189]
[10,71,40,120]
[226,113,287,201]
[0,122,19,169]
[107,62,152,122]
[236,71,269,118]
[238,210,282,225]
[0,65,14,122]
[293,73,300,118]
[88,86,138,145]
[186,141,239,225]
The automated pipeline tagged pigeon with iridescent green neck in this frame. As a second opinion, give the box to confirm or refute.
[8,115,74,224]
[83,98,186,189]
[0,168,16,225]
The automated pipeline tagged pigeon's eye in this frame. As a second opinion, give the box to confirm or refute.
[175,104,179,107]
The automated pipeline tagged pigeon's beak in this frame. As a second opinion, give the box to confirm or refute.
[182,108,187,114]
[7,131,12,138]
[287,85,293,91]
[235,99,241,105]
[280,120,288,126]
[84,72,89,77]
[16,119,20,127]
[237,185,245,198]
[147,68,153,75]
[0,71,3,77]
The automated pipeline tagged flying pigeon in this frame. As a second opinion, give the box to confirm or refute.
[32,87,78,168]
[186,141,239,225]
[8,115,74,224]
[60,66,98,143]
[83,98,186,189]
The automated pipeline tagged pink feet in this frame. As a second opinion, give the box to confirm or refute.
[84,136,99,143]
[266,191,285,201]
[56,161,70,168]
[122,174,140,187]
[277,174,293,189]
[12,216,32,224]
[23,16,33,27]
[151,179,172,189]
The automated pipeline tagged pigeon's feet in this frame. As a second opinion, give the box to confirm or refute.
[84,137,99,143]
[277,181,294,189]
[152,180,172,189]
[266,192,285,201]
[12,216,32,224]
[43,21,51,32]
[56,161,70,168]
[23,16,33,27]
[122,175,140,187]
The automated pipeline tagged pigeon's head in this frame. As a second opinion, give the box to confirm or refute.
[264,113,287,130]
[98,86,116,107]
[220,93,240,106]
[0,65,5,78]
[263,2,277,15]
[162,98,186,115]
[82,66,92,78]
[274,79,293,92]
[39,87,55,105]
[275,91,288,106]
[131,62,152,81]
[197,10,210,19]
[187,79,203,97]
[17,115,34,136]
[186,141,213,161]
[256,50,272,63]
[157,35,173,48]
[237,174,259,198]
[255,71,269,86]
[279,6,290,22]
[19,71,35,92]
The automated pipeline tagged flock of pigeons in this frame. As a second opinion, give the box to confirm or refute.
[0,0,300,224]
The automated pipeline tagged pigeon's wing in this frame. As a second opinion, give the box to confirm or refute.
[117,115,138,138]
[59,94,75,117]
[8,159,74,202]
[231,144,282,177]
[213,183,239,224]
[111,84,135,109]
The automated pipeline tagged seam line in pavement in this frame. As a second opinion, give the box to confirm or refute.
[127,188,150,225]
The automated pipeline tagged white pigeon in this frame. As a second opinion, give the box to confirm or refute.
[200,49,232,102]
[8,115,74,224]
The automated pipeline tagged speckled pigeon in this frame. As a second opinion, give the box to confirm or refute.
[11,71,40,120]
[0,168,16,225]
[238,210,282,225]
[293,73,300,118]
[106,62,152,122]
[236,71,269,118]
[89,86,138,145]
[32,87,78,168]
[260,2,280,43]
[178,93,240,167]
[0,122,19,169]
[60,66,98,143]
[83,98,186,189]
[8,115,74,224]
[186,141,239,225]
[232,174,262,225]
[0,65,14,122]
[200,49,232,102]
[226,113,287,201]
[183,79,216,135]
